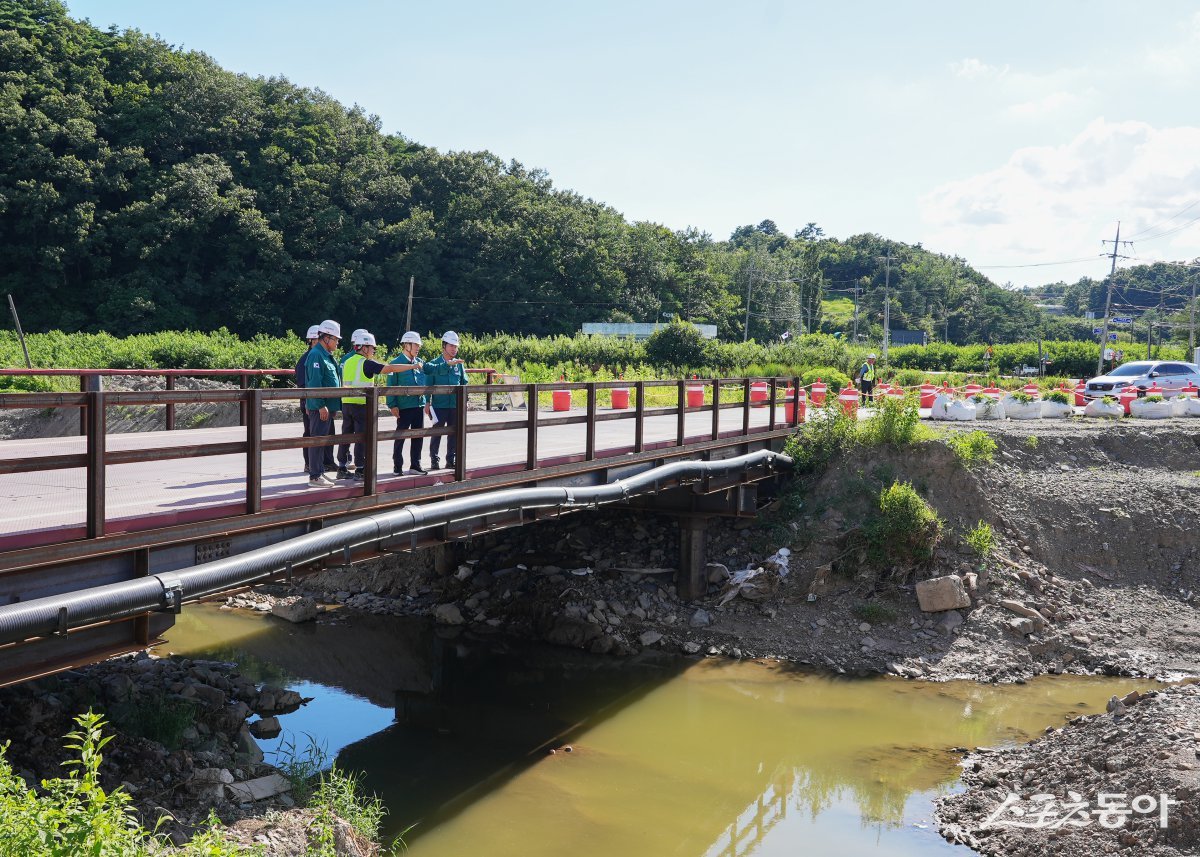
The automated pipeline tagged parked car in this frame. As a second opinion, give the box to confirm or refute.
[1082,360,1200,399]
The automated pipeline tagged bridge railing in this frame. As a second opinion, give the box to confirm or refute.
[0,376,799,544]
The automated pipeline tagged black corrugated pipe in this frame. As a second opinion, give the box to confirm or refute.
[0,450,791,646]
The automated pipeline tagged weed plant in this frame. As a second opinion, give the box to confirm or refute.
[866,481,944,568]
[944,430,997,467]
[853,602,898,624]
[964,521,996,558]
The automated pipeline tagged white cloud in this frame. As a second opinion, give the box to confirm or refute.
[1145,11,1200,77]
[950,58,1008,80]
[1006,90,1082,119]
[919,118,1200,285]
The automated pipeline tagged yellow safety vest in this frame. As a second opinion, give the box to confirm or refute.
[861,363,875,382]
[342,353,372,404]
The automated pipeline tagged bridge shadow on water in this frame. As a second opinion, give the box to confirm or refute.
[175,608,1026,856]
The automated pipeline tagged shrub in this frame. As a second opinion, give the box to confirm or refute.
[799,366,852,392]
[890,368,926,388]
[1045,390,1071,405]
[1024,435,1039,449]
[858,395,926,447]
[944,430,997,466]
[1144,394,1164,403]
[964,521,995,558]
[1008,391,1036,403]
[1101,395,1117,404]
[782,400,859,474]
[644,321,707,369]
[867,481,943,566]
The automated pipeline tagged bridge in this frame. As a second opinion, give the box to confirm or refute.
[0,373,797,686]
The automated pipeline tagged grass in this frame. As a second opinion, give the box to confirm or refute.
[1024,435,1039,449]
[944,430,997,467]
[964,520,996,558]
[853,602,898,624]
[274,732,329,806]
[109,693,196,751]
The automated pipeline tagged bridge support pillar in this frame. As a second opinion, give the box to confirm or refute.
[677,515,709,602]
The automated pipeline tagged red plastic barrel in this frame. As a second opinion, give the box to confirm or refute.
[687,384,705,408]
[1118,386,1137,415]
[611,388,630,409]
[750,381,769,408]
[810,379,827,406]
[785,386,806,423]
[838,386,859,417]
[919,382,937,409]
[552,389,571,411]
[1073,380,1086,406]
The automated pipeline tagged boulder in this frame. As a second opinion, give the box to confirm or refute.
[433,603,465,625]
[638,630,663,647]
[270,596,318,624]
[226,773,292,803]
[248,716,281,739]
[915,575,971,612]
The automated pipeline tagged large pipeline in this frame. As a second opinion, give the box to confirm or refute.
[0,451,790,647]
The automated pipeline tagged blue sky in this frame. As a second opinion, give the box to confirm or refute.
[67,0,1200,288]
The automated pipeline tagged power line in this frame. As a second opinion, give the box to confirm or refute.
[1124,199,1200,240]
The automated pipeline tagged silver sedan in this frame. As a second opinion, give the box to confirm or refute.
[1083,360,1200,399]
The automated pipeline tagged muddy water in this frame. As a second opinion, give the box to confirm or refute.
[167,606,1154,856]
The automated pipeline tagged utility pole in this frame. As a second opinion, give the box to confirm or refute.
[1096,222,1128,375]
[405,276,415,331]
[878,249,894,361]
[742,264,755,342]
[1190,275,1197,355]
[852,281,859,342]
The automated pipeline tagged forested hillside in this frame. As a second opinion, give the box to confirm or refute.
[0,0,1116,345]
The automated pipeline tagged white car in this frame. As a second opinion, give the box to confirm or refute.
[1083,360,1200,399]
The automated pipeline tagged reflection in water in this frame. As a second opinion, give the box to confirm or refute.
[168,606,1154,857]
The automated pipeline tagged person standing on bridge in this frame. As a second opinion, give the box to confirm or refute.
[339,330,423,480]
[304,320,343,487]
[425,330,469,472]
[296,324,336,474]
[387,331,429,476]
[856,353,877,406]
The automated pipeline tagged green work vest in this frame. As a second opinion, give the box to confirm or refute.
[342,353,372,405]
[861,362,875,382]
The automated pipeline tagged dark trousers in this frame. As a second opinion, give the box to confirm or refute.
[338,402,368,469]
[305,411,333,477]
[431,406,457,463]
[859,379,875,405]
[392,408,424,471]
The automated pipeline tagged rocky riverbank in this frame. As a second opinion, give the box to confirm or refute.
[937,682,1200,855]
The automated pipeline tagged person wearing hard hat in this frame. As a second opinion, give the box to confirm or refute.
[304,319,343,487]
[424,331,469,472]
[337,330,422,480]
[294,324,335,473]
[856,353,877,405]
[385,331,429,475]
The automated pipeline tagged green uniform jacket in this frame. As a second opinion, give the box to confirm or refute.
[304,346,342,411]
[425,355,469,408]
[385,353,426,410]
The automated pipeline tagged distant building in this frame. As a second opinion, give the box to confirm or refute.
[581,323,718,340]
[1036,304,1067,316]
[888,329,928,346]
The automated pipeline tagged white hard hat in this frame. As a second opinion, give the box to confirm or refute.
[867,353,877,359]
[358,331,376,347]
[349,328,368,345]
[441,330,460,345]
[401,331,422,345]
[317,319,341,338]
[305,325,320,340]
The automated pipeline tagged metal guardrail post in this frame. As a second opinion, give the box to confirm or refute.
[246,390,262,514]
[791,376,801,427]
[239,373,249,426]
[164,374,176,431]
[585,383,597,460]
[365,387,379,496]
[768,378,777,431]
[742,378,751,436]
[485,371,493,412]
[676,379,686,446]
[454,384,467,482]
[526,383,538,470]
[79,374,101,435]
[86,391,105,538]
[711,378,720,440]
[634,381,645,452]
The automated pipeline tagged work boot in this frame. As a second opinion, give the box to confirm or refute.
[407,465,428,476]
[430,456,441,470]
